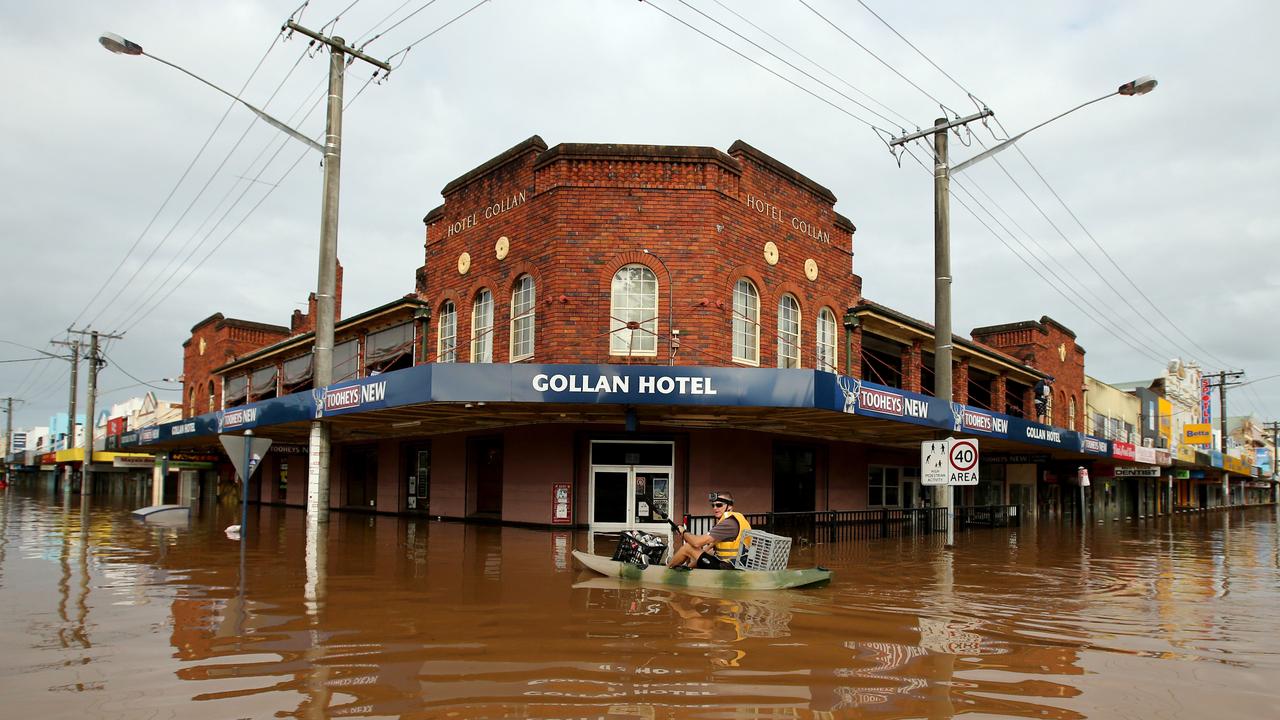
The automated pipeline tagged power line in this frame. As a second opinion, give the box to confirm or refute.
[101,66,330,333]
[94,48,324,332]
[854,0,983,106]
[674,0,906,129]
[796,0,953,114]
[949,142,1190,363]
[111,5,490,335]
[118,69,388,335]
[356,0,437,50]
[70,32,286,331]
[638,0,891,134]
[902,145,1169,366]
[847,0,1232,371]
[1003,139,1235,370]
[385,0,493,65]
[98,352,180,392]
[710,0,914,127]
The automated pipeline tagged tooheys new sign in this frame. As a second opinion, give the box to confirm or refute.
[828,377,952,429]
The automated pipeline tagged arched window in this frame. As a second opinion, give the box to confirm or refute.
[437,300,457,363]
[510,274,536,361]
[610,264,658,356]
[1068,395,1077,431]
[816,307,837,373]
[187,387,195,418]
[732,278,759,365]
[470,289,493,363]
[777,294,801,368]
[207,381,215,412]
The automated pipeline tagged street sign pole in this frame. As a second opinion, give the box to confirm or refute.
[219,432,273,541]
[241,430,253,540]
[922,438,980,549]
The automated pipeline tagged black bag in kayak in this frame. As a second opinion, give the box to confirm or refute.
[611,530,667,568]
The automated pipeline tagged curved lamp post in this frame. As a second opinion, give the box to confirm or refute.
[99,32,322,153]
[891,76,1158,547]
[99,30,386,529]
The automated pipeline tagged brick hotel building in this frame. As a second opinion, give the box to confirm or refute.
[133,134,1159,534]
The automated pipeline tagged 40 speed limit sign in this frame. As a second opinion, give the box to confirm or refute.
[948,438,980,485]
[920,438,980,486]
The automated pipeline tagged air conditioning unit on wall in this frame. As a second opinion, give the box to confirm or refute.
[1142,438,1154,448]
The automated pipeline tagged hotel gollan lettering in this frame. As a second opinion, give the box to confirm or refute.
[533,373,718,396]
[744,194,831,244]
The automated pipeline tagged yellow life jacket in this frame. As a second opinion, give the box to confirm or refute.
[713,511,752,560]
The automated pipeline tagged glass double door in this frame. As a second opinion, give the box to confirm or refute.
[590,465,672,535]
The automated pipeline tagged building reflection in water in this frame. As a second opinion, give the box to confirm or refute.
[3,490,1280,718]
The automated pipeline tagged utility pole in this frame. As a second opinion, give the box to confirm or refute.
[51,338,81,496]
[1205,370,1244,453]
[1,397,16,485]
[69,329,124,496]
[283,20,391,526]
[890,109,994,548]
[1264,421,1279,504]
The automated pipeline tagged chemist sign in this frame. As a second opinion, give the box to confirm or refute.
[921,437,980,486]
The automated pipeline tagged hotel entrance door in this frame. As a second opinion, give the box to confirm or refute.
[588,440,674,538]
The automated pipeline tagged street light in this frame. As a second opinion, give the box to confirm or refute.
[890,75,1157,547]
[952,76,1157,174]
[99,33,322,153]
[100,30,387,527]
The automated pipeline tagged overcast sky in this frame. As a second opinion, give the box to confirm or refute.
[2,0,1277,433]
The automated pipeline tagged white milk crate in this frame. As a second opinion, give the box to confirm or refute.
[735,529,791,571]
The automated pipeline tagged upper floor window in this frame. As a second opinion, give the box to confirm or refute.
[816,307,837,373]
[1068,396,1077,431]
[610,264,657,356]
[333,338,359,382]
[365,321,415,374]
[437,300,457,363]
[282,353,313,392]
[224,375,248,408]
[732,278,759,365]
[207,381,215,413]
[471,289,493,363]
[188,388,195,417]
[510,275,536,361]
[250,365,278,401]
[777,294,801,368]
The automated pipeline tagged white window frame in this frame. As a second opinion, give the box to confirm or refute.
[509,275,536,361]
[437,300,457,363]
[610,264,658,357]
[816,307,837,373]
[470,289,493,363]
[777,294,801,368]
[732,278,760,366]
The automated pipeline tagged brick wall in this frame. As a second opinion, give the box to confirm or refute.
[971,316,1085,428]
[418,137,863,368]
[181,314,289,418]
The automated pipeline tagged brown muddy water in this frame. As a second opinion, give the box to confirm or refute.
[1,487,1278,719]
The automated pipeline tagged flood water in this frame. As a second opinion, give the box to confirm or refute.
[1,486,1278,719]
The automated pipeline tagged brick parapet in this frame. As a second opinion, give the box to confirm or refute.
[417,137,863,369]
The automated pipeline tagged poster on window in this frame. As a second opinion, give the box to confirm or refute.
[651,475,669,500]
[635,475,647,495]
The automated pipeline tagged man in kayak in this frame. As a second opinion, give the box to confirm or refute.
[667,491,752,569]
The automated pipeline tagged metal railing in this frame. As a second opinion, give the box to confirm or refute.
[686,505,1020,543]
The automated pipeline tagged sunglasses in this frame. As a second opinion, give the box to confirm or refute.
[711,502,726,508]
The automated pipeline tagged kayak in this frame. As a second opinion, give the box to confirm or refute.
[572,550,831,590]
